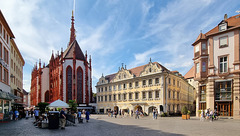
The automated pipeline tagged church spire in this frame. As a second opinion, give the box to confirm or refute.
[69,10,76,46]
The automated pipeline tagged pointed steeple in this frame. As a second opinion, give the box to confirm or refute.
[69,10,76,46]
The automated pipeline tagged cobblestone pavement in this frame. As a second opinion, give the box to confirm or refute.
[1,115,240,136]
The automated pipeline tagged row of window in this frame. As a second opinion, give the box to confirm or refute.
[200,81,232,102]
[11,59,22,79]
[0,42,9,64]
[195,36,228,55]
[0,23,10,44]
[11,76,22,89]
[168,78,181,87]
[168,90,180,100]
[11,45,23,68]
[0,64,9,85]
[98,78,160,92]
[98,90,160,102]
[196,56,227,74]
[168,104,180,112]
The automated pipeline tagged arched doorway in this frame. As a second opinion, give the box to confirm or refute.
[148,106,156,116]
[134,105,142,111]
[114,106,119,114]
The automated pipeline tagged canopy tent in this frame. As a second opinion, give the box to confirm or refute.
[48,99,70,108]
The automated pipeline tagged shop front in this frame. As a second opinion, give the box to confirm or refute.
[215,80,233,116]
[0,91,13,120]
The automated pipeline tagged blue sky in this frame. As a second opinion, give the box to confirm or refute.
[0,0,240,93]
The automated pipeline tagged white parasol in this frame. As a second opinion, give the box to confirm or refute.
[48,99,70,108]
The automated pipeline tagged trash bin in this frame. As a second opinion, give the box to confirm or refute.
[48,111,59,129]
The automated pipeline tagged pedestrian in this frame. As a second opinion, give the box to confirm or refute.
[25,110,29,119]
[114,110,117,118]
[200,110,204,121]
[14,110,19,120]
[155,109,158,119]
[210,110,213,122]
[119,109,122,117]
[34,108,39,122]
[78,110,82,123]
[131,110,133,117]
[60,108,66,129]
[9,110,13,120]
[153,109,156,120]
[31,110,34,117]
[85,110,90,122]
[135,109,139,119]
[111,110,113,118]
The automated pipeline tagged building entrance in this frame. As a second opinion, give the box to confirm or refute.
[216,102,232,116]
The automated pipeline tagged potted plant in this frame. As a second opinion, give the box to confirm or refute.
[181,106,188,120]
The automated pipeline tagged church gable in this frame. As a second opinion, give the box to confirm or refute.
[63,40,86,61]
[139,62,162,77]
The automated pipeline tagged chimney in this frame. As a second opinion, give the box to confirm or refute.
[224,14,228,20]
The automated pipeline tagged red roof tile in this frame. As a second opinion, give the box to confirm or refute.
[105,62,169,82]
[184,66,194,79]
[206,14,240,36]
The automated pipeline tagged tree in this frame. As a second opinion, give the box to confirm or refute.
[181,106,188,115]
[68,100,77,113]
[37,102,49,114]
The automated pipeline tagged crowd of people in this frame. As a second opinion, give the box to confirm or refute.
[9,108,91,130]
[200,108,218,122]
[107,108,159,120]
[9,109,35,121]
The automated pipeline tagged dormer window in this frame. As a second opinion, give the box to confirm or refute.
[219,23,227,31]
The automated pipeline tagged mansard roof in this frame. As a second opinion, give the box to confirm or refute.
[104,62,169,82]
[63,40,86,61]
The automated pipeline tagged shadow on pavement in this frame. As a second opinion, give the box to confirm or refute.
[0,117,184,136]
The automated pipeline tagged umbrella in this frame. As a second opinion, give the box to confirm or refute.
[48,99,70,108]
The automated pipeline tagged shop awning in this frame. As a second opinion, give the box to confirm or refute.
[0,91,15,100]
[77,107,93,109]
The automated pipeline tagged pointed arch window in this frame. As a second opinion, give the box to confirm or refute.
[77,67,83,104]
[45,90,50,102]
[66,66,72,102]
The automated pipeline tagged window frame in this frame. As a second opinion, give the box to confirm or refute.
[219,36,228,48]
[218,55,228,74]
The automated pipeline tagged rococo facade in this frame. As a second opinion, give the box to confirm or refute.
[96,61,194,115]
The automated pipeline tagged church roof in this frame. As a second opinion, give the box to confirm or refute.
[63,40,86,61]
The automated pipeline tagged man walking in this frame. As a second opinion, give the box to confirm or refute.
[85,110,90,123]
[60,108,66,129]
[34,108,39,123]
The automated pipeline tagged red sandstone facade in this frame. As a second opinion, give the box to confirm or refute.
[30,13,92,106]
